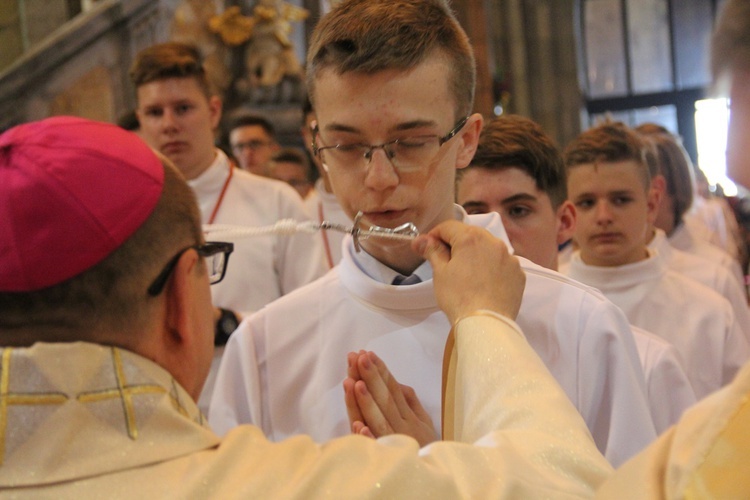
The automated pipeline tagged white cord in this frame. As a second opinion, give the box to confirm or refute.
[203,217,419,246]
[204,220,319,239]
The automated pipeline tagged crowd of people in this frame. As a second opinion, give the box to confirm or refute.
[0,0,749,497]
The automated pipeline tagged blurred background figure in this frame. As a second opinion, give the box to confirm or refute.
[267,147,314,200]
[226,113,279,176]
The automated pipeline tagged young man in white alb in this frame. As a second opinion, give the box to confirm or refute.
[210,0,656,467]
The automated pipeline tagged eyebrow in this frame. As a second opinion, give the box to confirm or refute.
[323,119,439,134]
[460,201,488,211]
[501,193,538,205]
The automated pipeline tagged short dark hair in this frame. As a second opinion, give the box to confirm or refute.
[461,115,567,208]
[117,109,140,131]
[0,160,202,345]
[564,121,656,191]
[306,0,475,120]
[227,113,277,141]
[129,42,212,98]
[270,147,313,181]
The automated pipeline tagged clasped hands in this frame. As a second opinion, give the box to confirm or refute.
[343,349,439,447]
[342,220,525,446]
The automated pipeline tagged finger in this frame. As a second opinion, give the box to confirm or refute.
[352,421,376,439]
[347,351,362,380]
[343,377,364,428]
[359,425,375,439]
[423,220,470,249]
[368,352,412,420]
[353,379,393,437]
[357,353,403,426]
[413,234,452,273]
[400,383,434,427]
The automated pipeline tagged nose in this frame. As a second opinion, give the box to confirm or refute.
[595,200,613,224]
[363,147,399,191]
[161,108,179,134]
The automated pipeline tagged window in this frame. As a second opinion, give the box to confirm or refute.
[580,0,730,188]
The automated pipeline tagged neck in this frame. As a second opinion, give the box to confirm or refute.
[361,240,424,276]
[182,149,218,180]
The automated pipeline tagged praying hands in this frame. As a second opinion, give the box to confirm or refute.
[343,220,526,444]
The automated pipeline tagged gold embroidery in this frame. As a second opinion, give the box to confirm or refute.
[77,348,165,440]
[0,349,68,465]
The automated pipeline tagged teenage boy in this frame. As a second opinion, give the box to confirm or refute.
[561,121,749,399]
[130,42,326,411]
[637,126,750,340]
[210,0,655,466]
[633,124,745,291]
[456,114,575,270]
[455,115,695,432]
[267,147,315,200]
[226,113,280,176]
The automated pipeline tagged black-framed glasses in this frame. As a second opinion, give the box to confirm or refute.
[147,242,234,296]
[312,116,470,174]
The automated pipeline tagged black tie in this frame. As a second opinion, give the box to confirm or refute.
[392,274,422,285]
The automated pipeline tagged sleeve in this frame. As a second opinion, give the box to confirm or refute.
[207,319,265,437]
[273,184,327,295]
[577,299,658,467]
[210,312,614,498]
[641,338,697,434]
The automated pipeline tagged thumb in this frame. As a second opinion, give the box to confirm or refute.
[414,235,451,271]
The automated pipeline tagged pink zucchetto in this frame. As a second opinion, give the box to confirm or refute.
[0,116,164,291]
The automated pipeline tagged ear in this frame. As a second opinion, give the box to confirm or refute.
[208,95,223,130]
[650,174,666,210]
[160,250,209,400]
[555,201,577,245]
[645,182,660,225]
[455,113,483,170]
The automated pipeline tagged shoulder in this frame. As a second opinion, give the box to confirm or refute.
[521,256,611,303]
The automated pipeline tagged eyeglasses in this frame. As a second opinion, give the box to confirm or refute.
[147,242,234,296]
[231,140,273,152]
[312,116,470,174]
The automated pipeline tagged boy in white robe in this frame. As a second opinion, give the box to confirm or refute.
[636,125,748,309]
[209,0,655,467]
[561,121,749,399]
[130,42,327,412]
[455,115,696,432]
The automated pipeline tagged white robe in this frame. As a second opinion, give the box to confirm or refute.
[688,195,743,262]
[188,151,327,414]
[649,229,749,341]
[210,209,656,467]
[189,151,327,314]
[0,322,614,498]
[564,250,749,399]
[631,326,696,433]
[668,220,745,290]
